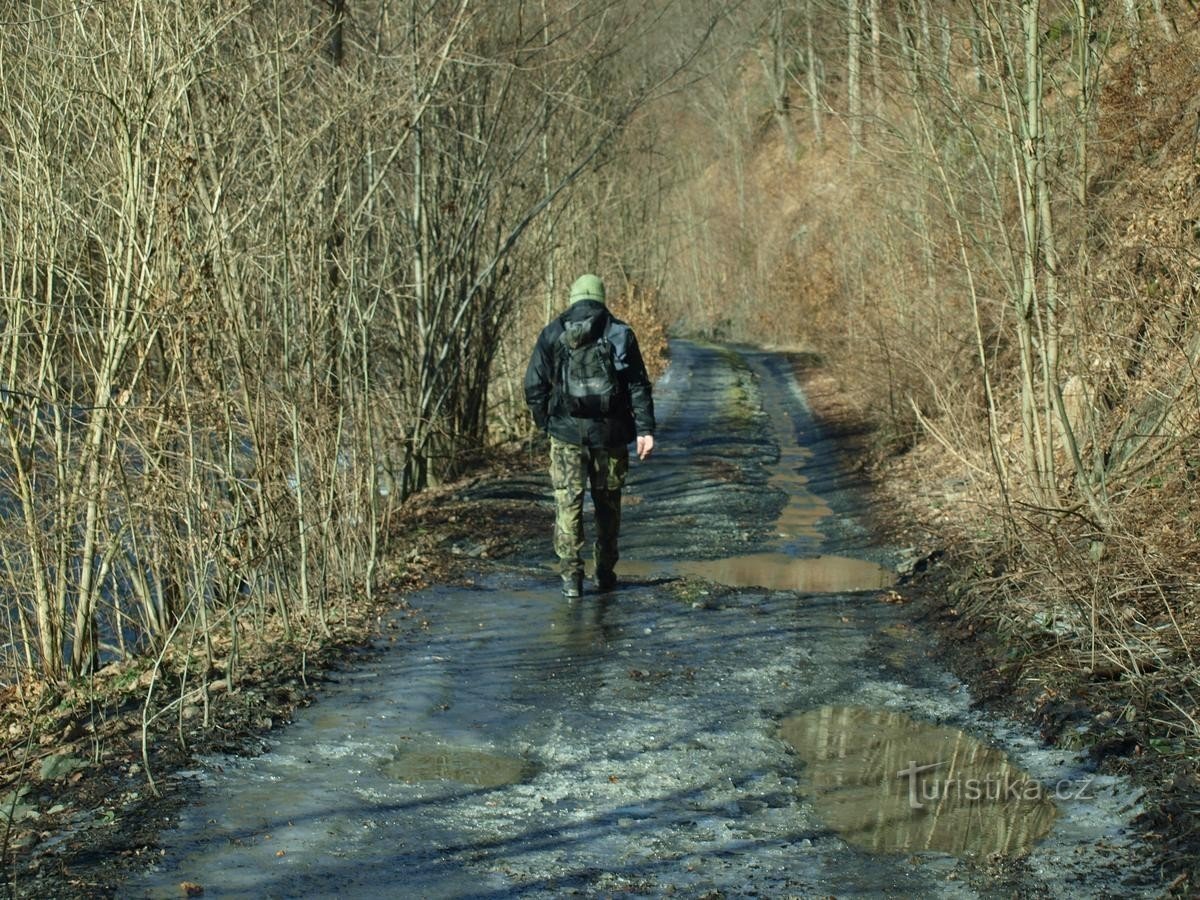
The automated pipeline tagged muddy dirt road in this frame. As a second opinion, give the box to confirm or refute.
[126,342,1154,898]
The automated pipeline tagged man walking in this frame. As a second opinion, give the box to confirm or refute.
[524,274,656,598]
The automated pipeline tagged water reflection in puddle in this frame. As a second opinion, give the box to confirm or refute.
[766,435,832,542]
[756,360,833,540]
[382,745,531,788]
[772,476,832,539]
[618,554,897,593]
[780,706,1058,857]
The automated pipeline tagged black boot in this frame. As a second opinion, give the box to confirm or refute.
[561,572,583,599]
[595,568,617,591]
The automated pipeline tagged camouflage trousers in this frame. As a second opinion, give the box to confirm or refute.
[549,436,629,579]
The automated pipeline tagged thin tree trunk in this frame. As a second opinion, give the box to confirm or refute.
[805,0,824,146]
[1121,0,1147,96]
[540,0,557,322]
[1149,0,1178,39]
[938,14,952,86]
[1074,0,1091,222]
[329,0,346,63]
[970,22,986,92]
[758,2,799,161]
[869,0,883,119]
[1024,0,1059,504]
[324,0,348,395]
[917,0,932,60]
[847,0,862,156]
[1014,0,1050,504]
[1027,1,1109,527]
[895,5,917,91]
[409,1,432,493]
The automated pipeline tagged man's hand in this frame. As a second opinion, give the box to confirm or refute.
[636,434,655,461]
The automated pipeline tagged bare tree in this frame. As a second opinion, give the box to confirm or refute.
[847,0,863,155]
[757,2,800,161]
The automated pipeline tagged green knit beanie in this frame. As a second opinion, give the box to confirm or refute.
[568,273,606,304]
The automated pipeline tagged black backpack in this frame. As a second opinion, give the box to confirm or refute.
[557,318,621,418]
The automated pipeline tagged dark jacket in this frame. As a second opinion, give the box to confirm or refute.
[524,299,656,448]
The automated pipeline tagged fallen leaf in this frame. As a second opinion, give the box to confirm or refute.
[179,882,204,896]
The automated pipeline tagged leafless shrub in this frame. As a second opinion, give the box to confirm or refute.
[0,0,725,700]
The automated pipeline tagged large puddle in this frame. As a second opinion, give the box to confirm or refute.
[780,706,1059,857]
[617,554,897,593]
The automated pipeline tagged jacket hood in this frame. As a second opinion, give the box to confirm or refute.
[560,299,609,349]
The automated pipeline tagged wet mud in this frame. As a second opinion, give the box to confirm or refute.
[123,341,1157,898]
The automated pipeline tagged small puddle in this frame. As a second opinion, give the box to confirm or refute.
[618,554,897,593]
[780,706,1058,857]
[381,745,532,788]
[772,470,832,539]
[757,363,833,540]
